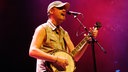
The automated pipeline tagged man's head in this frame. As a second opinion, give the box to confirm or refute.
[47,1,70,25]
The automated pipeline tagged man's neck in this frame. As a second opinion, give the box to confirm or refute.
[49,18,62,26]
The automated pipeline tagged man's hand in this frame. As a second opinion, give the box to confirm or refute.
[89,27,98,38]
[52,57,68,71]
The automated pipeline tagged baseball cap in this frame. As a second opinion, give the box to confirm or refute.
[47,1,70,13]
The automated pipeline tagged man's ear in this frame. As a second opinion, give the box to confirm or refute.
[49,9,54,15]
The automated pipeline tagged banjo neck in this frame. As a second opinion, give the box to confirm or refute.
[71,35,90,56]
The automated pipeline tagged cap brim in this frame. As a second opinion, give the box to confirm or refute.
[55,2,70,10]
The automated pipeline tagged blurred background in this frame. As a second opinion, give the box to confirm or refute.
[1,0,128,72]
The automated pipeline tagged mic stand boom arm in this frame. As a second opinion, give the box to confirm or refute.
[74,15,88,32]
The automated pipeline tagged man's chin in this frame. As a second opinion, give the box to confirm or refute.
[60,18,65,22]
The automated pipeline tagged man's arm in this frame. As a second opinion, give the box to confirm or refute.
[29,25,57,62]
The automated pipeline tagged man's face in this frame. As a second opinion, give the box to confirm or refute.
[51,6,67,22]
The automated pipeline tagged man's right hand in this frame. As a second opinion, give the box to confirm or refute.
[52,57,68,71]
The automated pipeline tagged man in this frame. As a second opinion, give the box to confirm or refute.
[29,1,98,72]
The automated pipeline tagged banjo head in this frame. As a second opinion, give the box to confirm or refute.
[50,51,76,72]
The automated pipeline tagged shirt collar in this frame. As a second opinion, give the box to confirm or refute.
[47,19,57,30]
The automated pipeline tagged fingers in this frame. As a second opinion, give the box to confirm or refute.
[89,27,98,37]
[55,57,68,70]
[93,29,98,37]
[64,58,68,66]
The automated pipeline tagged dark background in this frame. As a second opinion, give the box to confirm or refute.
[1,0,128,72]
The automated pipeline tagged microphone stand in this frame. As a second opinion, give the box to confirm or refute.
[73,15,106,72]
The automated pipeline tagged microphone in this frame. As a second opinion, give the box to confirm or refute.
[67,11,82,15]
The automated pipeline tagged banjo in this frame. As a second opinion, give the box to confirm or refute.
[49,23,101,72]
